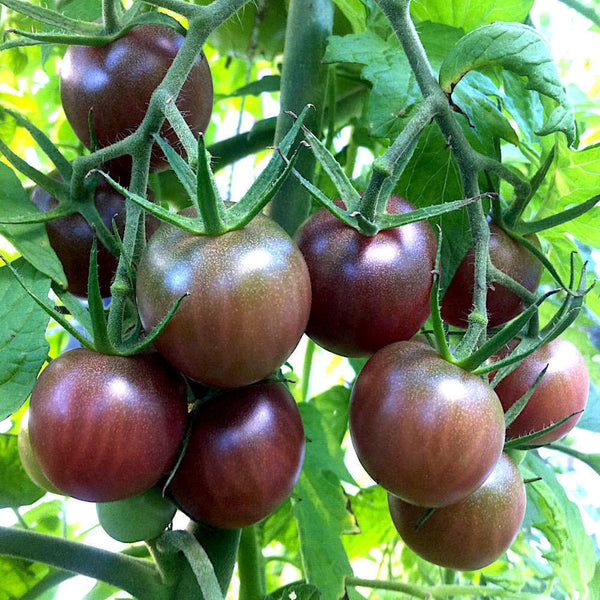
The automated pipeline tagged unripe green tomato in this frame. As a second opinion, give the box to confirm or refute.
[17,417,63,495]
[96,486,177,543]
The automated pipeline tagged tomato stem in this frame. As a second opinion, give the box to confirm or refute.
[0,526,170,600]
[238,525,267,600]
[267,0,334,235]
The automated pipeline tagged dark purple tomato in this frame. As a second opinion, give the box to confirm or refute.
[28,348,188,502]
[31,177,158,298]
[494,337,589,445]
[349,340,505,507]
[60,24,213,174]
[135,212,311,388]
[441,222,542,329]
[388,452,526,571]
[168,382,305,529]
[294,196,437,358]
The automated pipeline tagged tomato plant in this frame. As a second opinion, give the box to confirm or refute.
[295,195,437,357]
[136,210,311,387]
[441,222,543,328]
[60,23,213,175]
[0,0,598,599]
[349,340,506,507]
[28,348,189,502]
[495,337,590,445]
[168,382,305,529]
[388,452,527,571]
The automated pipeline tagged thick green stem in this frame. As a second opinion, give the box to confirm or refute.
[101,0,121,34]
[237,525,266,600]
[267,0,334,235]
[0,526,170,600]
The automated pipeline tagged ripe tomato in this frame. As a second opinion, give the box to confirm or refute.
[349,340,505,507]
[168,383,305,529]
[136,212,311,388]
[31,177,158,298]
[494,337,589,445]
[388,452,526,571]
[60,24,213,173]
[294,196,437,358]
[441,222,542,328]
[97,486,177,543]
[28,349,188,502]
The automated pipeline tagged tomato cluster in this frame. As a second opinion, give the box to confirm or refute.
[21,19,589,572]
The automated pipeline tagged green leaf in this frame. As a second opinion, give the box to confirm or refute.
[0,163,66,287]
[589,561,600,600]
[291,403,356,599]
[439,23,576,145]
[299,402,354,484]
[343,485,397,561]
[0,554,51,600]
[393,123,471,290]
[311,385,351,446]
[0,433,45,508]
[265,581,322,600]
[333,0,366,33]
[522,452,596,597]
[0,259,50,421]
[410,0,535,32]
[292,470,354,600]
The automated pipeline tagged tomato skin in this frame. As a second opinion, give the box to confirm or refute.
[18,416,63,495]
[31,178,158,298]
[294,196,437,358]
[494,337,589,445]
[136,212,311,388]
[349,341,505,507]
[28,349,188,502]
[60,24,213,173]
[441,223,542,328]
[388,453,526,571]
[97,486,177,543]
[168,383,305,529]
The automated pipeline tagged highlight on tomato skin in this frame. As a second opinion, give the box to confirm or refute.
[294,195,438,358]
[349,340,506,508]
[168,382,305,530]
[441,222,543,329]
[494,337,590,446]
[388,452,527,572]
[27,348,189,503]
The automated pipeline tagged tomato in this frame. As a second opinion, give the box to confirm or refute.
[441,222,542,328]
[294,196,437,358]
[17,415,63,495]
[494,337,589,445]
[97,485,177,543]
[388,452,526,571]
[28,348,188,502]
[349,340,505,507]
[168,382,305,529]
[31,176,158,298]
[60,24,213,174]
[135,212,311,388]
